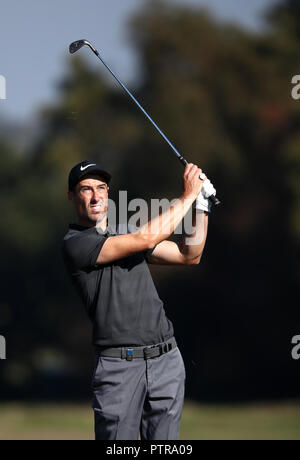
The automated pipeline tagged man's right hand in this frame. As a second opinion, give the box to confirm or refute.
[182,164,205,201]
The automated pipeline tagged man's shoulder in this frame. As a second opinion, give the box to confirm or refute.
[63,225,81,246]
[62,229,78,259]
[61,225,106,271]
[62,225,95,253]
[61,222,134,257]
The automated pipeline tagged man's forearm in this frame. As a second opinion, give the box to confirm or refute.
[179,209,208,261]
[138,194,196,247]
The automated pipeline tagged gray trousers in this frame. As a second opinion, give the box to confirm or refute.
[91,345,186,440]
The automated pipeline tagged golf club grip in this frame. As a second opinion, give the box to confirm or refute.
[179,157,221,206]
[209,195,221,206]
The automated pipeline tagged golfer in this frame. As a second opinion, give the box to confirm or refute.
[62,160,215,440]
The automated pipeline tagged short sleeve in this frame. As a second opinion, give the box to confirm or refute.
[144,246,157,264]
[62,230,107,271]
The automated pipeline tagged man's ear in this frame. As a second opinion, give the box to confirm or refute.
[68,190,75,202]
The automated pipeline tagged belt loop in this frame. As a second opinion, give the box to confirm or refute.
[143,347,150,360]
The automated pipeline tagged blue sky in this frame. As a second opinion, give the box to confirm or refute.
[0,0,277,121]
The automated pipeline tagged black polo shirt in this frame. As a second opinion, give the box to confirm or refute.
[62,223,174,347]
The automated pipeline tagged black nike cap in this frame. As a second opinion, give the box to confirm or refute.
[68,160,111,191]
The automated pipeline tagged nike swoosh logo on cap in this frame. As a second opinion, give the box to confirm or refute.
[80,164,96,171]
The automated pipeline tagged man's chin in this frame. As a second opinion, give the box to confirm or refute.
[88,213,101,222]
[89,211,107,222]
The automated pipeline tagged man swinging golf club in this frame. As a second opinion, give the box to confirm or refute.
[62,159,216,440]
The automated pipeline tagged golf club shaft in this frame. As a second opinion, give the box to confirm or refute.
[76,42,220,206]
[94,51,186,161]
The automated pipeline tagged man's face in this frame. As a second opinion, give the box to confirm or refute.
[68,174,109,226]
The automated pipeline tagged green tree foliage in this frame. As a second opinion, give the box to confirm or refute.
[0,0,299,401]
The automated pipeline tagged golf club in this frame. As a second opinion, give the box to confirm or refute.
[69,39,221,206]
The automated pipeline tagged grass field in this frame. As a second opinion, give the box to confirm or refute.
[0,400,299,440]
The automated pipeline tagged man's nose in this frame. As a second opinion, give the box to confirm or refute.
[91,189,101,202]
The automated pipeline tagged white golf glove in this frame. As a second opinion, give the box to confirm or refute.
[195,176,216,213]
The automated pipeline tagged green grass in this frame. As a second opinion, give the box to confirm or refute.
[0,400,299,440]
[181,400,300,440]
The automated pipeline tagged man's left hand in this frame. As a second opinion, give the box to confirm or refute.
[195,177,217,213]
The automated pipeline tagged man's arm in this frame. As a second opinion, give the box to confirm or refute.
[148,210,208,266]
[97,164,204,265]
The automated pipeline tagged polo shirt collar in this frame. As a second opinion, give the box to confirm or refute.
[69,223,118,236]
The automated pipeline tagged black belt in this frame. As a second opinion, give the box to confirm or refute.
[95,337,177,361]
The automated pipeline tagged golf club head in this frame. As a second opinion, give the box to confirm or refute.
[69,40,99,56]
[69,40,86,54]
